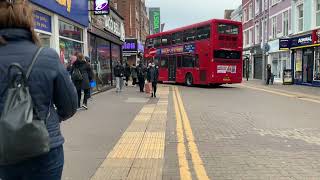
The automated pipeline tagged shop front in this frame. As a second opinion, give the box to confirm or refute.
[88,6,125,91]
[123,39,144,66]
[280,32,320,87]
[268,39,291,83]
[31,0,88,65]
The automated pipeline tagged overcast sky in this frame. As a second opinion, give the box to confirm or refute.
[145,0,242,31]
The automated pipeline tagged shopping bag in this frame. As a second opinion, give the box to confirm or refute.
[145,83,152,94]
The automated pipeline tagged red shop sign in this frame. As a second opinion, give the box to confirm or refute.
[312,29,320,44]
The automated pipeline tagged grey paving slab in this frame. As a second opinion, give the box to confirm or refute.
[178,84,320,180]
[62,87,150,180]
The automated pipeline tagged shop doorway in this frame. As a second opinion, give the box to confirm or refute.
[303,49,314,83]
[254,56,262,79]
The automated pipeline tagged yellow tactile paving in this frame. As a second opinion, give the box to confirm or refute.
[90,86,169,180]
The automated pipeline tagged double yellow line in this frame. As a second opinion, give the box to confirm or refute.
[173,86,209,180]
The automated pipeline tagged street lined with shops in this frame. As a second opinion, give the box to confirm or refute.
[62,83,320,180]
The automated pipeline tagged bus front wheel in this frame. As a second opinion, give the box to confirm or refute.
[185,74,193,86]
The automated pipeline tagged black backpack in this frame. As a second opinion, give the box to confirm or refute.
[71,67,83,81]
[0,48,50,165]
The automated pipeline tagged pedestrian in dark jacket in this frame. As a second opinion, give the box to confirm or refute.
[131,64,138,86]
[124,63,131,86]
[147,62,159,98]
[137,62,146,92]
[266,64,272,85]
[114,61,125,92]
[71,53,93,109]
[0,1,77,180]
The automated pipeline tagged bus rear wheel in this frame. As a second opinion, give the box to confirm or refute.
[185,74,193,86]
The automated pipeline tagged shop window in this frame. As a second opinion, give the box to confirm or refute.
[160,57,168,68]
[315,48,320,80]
[197,25,211,40]
[184,29,196,42]
[182,55,195,68]
[59,20,82,41]
[295,50,303,81]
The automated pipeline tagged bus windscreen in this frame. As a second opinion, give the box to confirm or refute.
[214,50,241,59]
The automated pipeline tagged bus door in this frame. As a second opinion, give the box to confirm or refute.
[168,56,177,81]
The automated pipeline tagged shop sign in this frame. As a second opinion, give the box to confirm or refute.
[122,39,137,52]
[34,11,51,33]
[291,34,312,48]
[279,38,290,50]
[30,0,88,26]
[312,29,320,44]
[105,16,122,38]
[149,8,160,34]
[94,0,110,15]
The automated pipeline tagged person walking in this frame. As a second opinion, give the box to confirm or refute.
[266,64,272,85]
[147,62,159,98]
[131,64,138,87]
[114,61,125,92]
[0,1,78,180]
[137,62,146,92]
[71,53,93,110]
[124,63,131,86]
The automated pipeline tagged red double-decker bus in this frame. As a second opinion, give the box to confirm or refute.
[144,19,243,86]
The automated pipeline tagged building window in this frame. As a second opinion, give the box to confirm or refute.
[249,29,253,46]
[271,16,277,39]
[297,4,304,32]
[244,8,248,22]
[271,0,280,7]
[249,3,253,20]
[316,0,320,27]
[283,11,289,36]
[255,0,260,15]
[262,0,264,12]
[255,24,260,44]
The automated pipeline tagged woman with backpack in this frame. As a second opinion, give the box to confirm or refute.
[71,53,93,110]
[0,1,78,179]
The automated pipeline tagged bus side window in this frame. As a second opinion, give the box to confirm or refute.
[184,29,196,42]
[154,37,161,47]
[182,55,194,68]
[194,55,199,67]
[162,35,172,46]
[147,38,154,48]
[197,25,211,40]
[160,57,168,68]
[177,56,182,68]
[173,32,183,44]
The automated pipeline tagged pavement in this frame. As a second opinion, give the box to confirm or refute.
[61,82,320,180]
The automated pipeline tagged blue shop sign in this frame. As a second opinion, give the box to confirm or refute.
[30,0,88,26]
[34,11,52,33]
[291,34,312,48]
[279,39,290,50]
[122,39,138,52]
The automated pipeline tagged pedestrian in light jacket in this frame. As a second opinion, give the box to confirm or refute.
[0,1,78,179]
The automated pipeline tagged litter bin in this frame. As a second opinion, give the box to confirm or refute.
[283,69,293,85]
